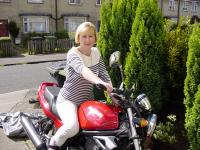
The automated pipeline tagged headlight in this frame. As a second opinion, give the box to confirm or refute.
[135,93,152,111]
[147,114,157,137]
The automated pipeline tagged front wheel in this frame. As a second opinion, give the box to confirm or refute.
[113,138,142,150]
[132,139,142,150]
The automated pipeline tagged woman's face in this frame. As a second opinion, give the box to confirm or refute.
[79,27,96,51]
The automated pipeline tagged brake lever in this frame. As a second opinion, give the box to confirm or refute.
[110,92,126,102]
[112,88,124,94]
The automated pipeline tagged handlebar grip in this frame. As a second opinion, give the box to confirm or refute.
[96,84,107,91]
[112,88,123,94]
[96,85,124,94]
[112,88,118,93]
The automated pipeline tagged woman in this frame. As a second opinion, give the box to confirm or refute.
[48,22,114,150]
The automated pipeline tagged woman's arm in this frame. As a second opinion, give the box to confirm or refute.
[81,67,113,93]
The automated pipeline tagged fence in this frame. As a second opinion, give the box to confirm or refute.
[28,38,74,54]
[0,40,13,57]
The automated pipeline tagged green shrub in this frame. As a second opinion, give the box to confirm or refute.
[54,30,69,39]
[154,114,177,144]
[186,86,200,150]
[184,24,200,150]
[109,0,138,64]
[68,32,75,40]
[124,0,165,111]
[8,21,19,44]
[98,0,112,65]
[98,0,138,87]
[164,19,191,101]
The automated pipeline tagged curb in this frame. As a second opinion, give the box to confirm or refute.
[0,59,65,66]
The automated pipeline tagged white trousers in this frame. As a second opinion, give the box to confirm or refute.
[51,93,79,146]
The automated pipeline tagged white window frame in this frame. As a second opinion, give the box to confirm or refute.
[28,0,43,4]
[168,0,175,11]
[183,0,189,11]
[23,16,49,33]
[96,0,101,5]
[69,0,80,5]
[191,1,198,12]
[64,17,86,32]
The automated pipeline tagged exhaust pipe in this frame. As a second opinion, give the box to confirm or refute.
[20,115,47,150]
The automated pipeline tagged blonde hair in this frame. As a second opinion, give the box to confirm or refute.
[75,22,97,44]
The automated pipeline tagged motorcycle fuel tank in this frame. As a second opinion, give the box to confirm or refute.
[78,101,120,130]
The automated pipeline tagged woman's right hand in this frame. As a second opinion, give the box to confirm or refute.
[102,82,113,94]
[109,93,120,106]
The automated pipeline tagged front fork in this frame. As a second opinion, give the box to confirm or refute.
[127,108,142,150]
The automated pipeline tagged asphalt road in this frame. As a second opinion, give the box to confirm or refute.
[0,62,54,94]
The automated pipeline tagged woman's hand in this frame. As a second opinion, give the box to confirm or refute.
[109,93,120,106]
[103,82,113,93]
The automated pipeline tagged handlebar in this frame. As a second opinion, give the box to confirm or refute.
[96,84,126,101]
[96,84,107,91]
[96,84,140,111]
[96,84,124,94]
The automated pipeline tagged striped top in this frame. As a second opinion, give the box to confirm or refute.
[60,47,111,105]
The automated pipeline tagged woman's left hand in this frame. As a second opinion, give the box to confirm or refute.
[110,93,120,106]
[103,82,113,93]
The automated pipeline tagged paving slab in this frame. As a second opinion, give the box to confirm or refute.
[0,89,42,150]
[0,53,66,149]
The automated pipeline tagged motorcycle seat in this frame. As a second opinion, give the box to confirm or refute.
[44,86,61,119]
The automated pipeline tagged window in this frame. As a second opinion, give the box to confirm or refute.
[69,0,80,5]
[23,16,49,33]
[168,0,175,11]
[28,0,43,3]
[183,0,189,11]
[64,17,86,32]
[96,0,101,5]
[0,0,11,3]
[191,1,198,12]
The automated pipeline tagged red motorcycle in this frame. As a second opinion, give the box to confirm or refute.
[21,51,157,150]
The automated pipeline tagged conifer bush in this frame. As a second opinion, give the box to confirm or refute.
[184,24,200,150]
[164,20,190,101]
[109,0,138,64]
[124,0,165,111]
[97,0,112,65]
[187,86,200,149]
[98,0,138,86]
[8,21,19,44]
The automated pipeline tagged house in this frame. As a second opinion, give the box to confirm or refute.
[0,0,199,39]
[158,0,200,22]
[0,0,101,38]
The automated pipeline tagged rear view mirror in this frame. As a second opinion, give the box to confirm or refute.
[109,51,120,68]
[109,51,124,90]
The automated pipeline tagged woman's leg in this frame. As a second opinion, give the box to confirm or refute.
[49,94,79,147]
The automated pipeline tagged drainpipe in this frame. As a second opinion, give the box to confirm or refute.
[177,0,181,25]
[160,0,163,13]
[55,0,58,32]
